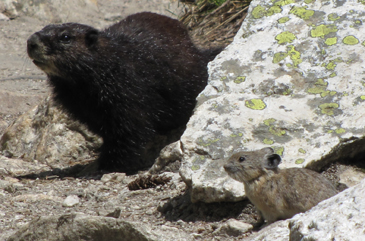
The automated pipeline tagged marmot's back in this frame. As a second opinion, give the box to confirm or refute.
[27,12,223,173]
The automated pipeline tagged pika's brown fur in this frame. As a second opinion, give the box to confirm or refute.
[224,147,337,224]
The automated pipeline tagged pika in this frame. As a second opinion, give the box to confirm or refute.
[224,147,337,224]
[27,12,222,174]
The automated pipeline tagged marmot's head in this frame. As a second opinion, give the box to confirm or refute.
[27,23,99,77]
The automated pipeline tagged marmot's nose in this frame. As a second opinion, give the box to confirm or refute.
[27,34,41,54]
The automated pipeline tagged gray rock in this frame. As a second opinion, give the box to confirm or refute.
[180,0,365,202]
[0,96,102,169]
[339,167,365,187]
[0,156,50,176]
[7,213,191,241]
[215,218,253,237]
[288,178,365,241]
[63,195,80,207]
[246,220,290,241]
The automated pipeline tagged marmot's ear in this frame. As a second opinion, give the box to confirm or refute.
[264,154,281,169]
[85,29,99,48]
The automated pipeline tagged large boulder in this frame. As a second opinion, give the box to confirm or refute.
[180,0,365,203]
[0,97,102,169]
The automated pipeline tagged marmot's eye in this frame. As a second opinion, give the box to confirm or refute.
[59,34,71,43]
[239,156,245,162]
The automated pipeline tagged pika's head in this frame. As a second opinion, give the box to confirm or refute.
[27,23,99,77]
[224,147,281,183]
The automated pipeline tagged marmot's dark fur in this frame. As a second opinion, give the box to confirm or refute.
[27,12,222,174]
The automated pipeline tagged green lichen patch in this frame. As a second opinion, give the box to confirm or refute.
[278,17,290,23]
[307,79,328,95]
[319,103,339,115]
[273,52,289,63]
[304,0,314,3]
[290,6,315,20]
[273,146,284,156]
[197,138,220,147]
[273,0,295,7]
[220,76,228,81]
[267,6,283,16]
[320,90,337,98]
[343,35,359,45]
[276,31,296,44]
[326,61,336,70]
[335,128,346,134]
[264,118,276,126]
[245,99,267,110]
[263,118,286,136]
[295,158,305,164]
[298,148,306,154]
[263,138,274,144]
[361,95,365,100]
[230,133,243,137]
[191,165,200,171]
[311,24,338,38]
[252,4,283,19]
[252,5,266,19]
[269,127,286,136]
[328,13,340,21]
[329,72,337,78]
[288,45,302,67]
[234,76,246,84]
[325,37,337,46]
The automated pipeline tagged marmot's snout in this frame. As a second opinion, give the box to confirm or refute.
[27,33,41,58]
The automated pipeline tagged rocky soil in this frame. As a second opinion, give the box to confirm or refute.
[1,0,364,240]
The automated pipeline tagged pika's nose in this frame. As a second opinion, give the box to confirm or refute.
[27,33,41,55]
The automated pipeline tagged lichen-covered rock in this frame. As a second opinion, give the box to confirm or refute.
[288,178,365,240]
[180,0,365,202]
[0,96,102,169]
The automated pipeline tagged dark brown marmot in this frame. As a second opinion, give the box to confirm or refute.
[27,12,222,174]
[224,147,338,225]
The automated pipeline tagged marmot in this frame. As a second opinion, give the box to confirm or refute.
[224,147,337,224]
[27,12,222,174]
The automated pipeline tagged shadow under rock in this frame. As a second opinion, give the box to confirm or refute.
[15,162,108,180]
[158,190,260,223]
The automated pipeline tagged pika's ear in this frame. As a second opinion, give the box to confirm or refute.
[85,29,99,48]
[263,154,281,169]
[261,147,274,155]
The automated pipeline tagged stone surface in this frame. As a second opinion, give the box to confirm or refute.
[288,178,365,240]
[0,156,50,176]
[245,178,365,240]
[217,218,253,237]
[63,195,80,207]
[180,0,365,203]
[0,97,103,169]
[7,213,170,241]
[339,166,365,187]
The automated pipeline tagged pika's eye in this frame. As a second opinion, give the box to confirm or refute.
[239,156,245,162]
[59,34,71,43]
